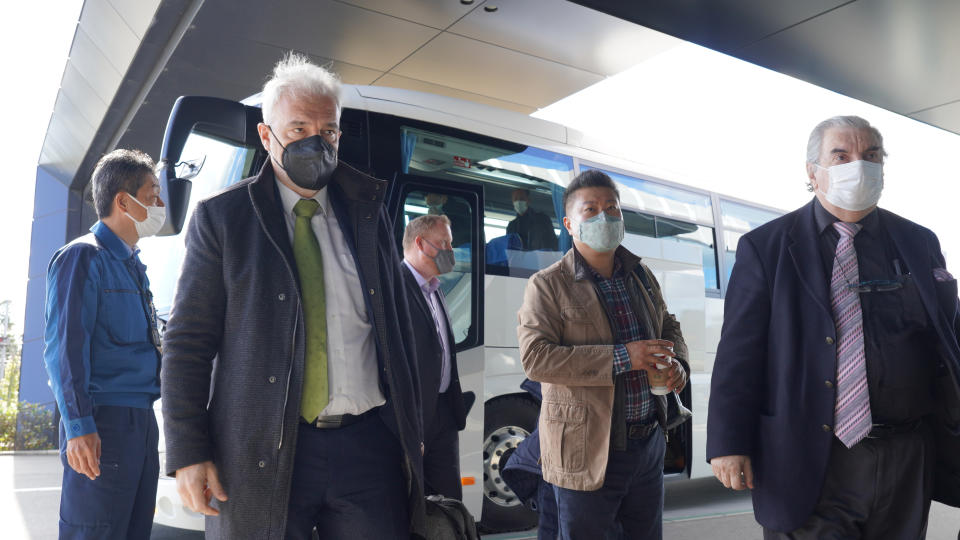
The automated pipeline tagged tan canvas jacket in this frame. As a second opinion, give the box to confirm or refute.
[517,246,687,491]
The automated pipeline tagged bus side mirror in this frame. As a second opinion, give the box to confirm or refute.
[156,160,192,236]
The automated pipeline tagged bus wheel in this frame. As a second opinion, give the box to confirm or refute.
[479,395,540,533]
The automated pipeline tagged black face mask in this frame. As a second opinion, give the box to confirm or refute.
[269,126,338,191]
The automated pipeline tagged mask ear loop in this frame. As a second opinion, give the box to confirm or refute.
[267,125,291,174]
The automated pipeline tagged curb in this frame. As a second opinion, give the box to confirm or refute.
[0,449,58,456]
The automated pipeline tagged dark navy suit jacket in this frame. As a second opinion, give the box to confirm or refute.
[707,199,960,532]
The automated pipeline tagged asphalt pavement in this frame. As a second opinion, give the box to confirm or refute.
[3,453,959,539]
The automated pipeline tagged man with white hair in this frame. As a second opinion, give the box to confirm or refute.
[707,115,960,537]
[161,53,424,539]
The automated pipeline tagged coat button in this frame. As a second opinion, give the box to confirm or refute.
[824,380,834,389]
[278,293,286,301]
[822,424,832,432]
[258,460,266,468]
[268,376,277,384]
[369,288,375,295]
[825,337,835,345]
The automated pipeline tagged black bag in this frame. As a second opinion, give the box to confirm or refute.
[420,495,480,540]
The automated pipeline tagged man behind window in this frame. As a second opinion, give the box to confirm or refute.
[44,149,166,539]
[508,188,558,251]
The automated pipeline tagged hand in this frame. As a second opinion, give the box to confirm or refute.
[66,432,101,480]
[625,339,675,372]
[666,359,687,393]
[711,455,754,490]
[176,461,228,516]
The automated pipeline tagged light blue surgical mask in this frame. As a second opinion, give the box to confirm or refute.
[575,212,624,252]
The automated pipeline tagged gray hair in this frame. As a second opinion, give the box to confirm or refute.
[261,52,342,125]
[403,214,451,252]
[91,149,156,218]
[805,115,887,191]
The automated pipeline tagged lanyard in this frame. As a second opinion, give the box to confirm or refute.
[123,257,162,357]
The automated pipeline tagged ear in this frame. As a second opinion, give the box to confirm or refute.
[562,216,574,236]
[806,163,822,191]
[114,191,129,215]
[257,123,272,153]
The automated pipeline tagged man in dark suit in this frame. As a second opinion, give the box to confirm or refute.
[401,214,468,499]
[162,54,423,539]
[707,115,960,538]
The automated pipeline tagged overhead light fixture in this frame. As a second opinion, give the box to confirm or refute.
[484,5,498,12]
[460,0,474,5]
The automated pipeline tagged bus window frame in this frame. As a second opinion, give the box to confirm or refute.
[387,173,485,352]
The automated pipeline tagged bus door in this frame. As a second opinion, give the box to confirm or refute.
[387,175,488,520]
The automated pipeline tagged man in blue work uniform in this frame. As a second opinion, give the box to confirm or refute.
[44,148,166,539]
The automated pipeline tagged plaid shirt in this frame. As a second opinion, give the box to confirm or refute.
[588,261,655,423]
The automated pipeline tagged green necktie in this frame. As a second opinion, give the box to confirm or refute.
[293,198,328,423]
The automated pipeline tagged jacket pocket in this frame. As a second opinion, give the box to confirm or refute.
[100,289,147,345]
[541,400,587,473]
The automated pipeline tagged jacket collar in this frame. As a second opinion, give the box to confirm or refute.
[563,245,642,282]
[91,221,136,261]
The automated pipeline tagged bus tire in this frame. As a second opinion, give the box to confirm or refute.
[479,394,540,533]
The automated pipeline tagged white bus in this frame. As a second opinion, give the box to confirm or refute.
[144,85,782,533]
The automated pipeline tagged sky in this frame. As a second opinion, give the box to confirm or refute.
[0,1,83,335]
[2,2,960,333]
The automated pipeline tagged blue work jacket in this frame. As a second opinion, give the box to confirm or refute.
[43,221,161,440]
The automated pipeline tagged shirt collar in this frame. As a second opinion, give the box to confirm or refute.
[91,221,136,260]
[403,259,441,295]
[275,177,330,218]
[573,246,624,282]
[812,197,879,236]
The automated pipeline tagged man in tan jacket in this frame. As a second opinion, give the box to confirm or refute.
[517,169,688,539]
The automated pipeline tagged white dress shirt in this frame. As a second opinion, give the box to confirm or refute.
[402,259,452,393]
[276,178,385,416]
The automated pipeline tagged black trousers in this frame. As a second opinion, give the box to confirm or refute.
[285,412,408,540]
[424,391,462,500]
[763,424,934,540]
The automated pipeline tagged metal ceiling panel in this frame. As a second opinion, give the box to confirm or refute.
[50,92,97,146]
[204,0,439,72]
[339,0,477,30]
[79,0,142,74]
[107,0,158,39]
[374,73,534,114]
[60,63,110,130]
[568,0,850,54]
[68,28,124,106]
[738,0,960,116]
[450,0,682,76]
[391,31,603,108]
[910,101,960,133]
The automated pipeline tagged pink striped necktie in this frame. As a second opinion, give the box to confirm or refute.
[831,221,872,448]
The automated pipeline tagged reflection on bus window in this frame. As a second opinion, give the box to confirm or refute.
[720,199,782,286]
[138,132,257,315]
[399,190,474,344]
[401,127,575,278]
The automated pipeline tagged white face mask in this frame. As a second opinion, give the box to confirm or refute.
[815,160,883,211]
[513,200,528,215]
[125,194,167,238]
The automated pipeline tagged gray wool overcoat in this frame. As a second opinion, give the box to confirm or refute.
[161,161,424,539]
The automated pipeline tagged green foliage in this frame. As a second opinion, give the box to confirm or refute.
[0,343,56,451]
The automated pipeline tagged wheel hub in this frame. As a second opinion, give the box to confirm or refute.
[482,425,530,508]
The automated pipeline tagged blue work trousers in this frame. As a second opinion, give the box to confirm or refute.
[553,427,665,540]
[58,405,159,540]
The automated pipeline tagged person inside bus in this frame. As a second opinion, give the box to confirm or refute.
[426,192,472,248]
[160,53,425,540]
[401,215,469,501]
[508,188,558,251]
[708,115,960,538]
[43,149,165,539]
[517,169,689,539]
